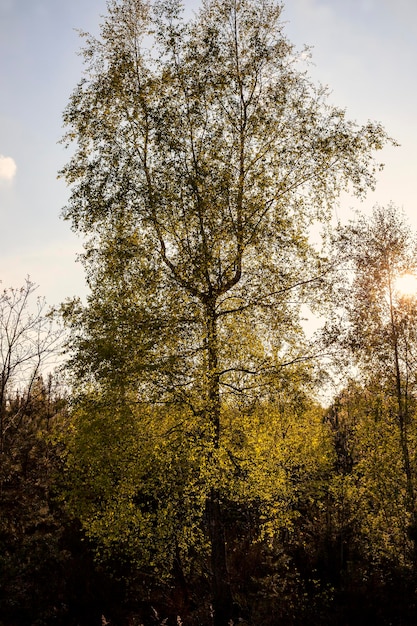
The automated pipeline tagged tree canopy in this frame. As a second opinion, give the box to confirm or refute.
[59,0,392,623]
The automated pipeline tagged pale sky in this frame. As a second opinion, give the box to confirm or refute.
[1,0,416,305]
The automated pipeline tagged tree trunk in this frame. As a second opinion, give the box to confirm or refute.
[390,297,417,565]
[207,488,233,626]
[172,542,190,619]
[205,302,233,626]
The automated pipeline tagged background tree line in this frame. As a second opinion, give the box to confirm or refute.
[1,0,417,624]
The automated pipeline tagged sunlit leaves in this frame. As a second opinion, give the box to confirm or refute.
[59,0,392,610]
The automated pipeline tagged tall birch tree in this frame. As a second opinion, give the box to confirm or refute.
[60,0,390,622]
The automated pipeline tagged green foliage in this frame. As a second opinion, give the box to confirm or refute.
[63,395,210,576]
[59,0,392,622]
[62,375,333,595]
[0,375,71,625]
[334,204,417,373]
[326,380,417,570]
[328,206,417,569]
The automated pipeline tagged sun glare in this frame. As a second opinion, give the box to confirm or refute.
[394,273,417,297]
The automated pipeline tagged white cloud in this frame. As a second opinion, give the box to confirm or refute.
[0,155,17,182]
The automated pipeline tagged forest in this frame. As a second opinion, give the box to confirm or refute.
[1,0,417,624]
